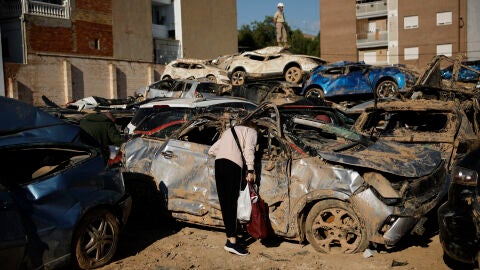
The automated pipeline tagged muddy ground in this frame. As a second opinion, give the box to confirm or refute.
[98,209,476,270]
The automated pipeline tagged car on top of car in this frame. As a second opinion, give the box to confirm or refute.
[213,46,326,86]
[161,58,230,84]
[300,61,417,100]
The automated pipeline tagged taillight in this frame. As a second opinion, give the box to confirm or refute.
[452,166,478,186]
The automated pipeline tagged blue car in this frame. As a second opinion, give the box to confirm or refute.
[441,60,480,82]
[0,97,132,269]
[300,61,417,99]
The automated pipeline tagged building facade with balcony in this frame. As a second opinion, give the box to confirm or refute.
[320,0,480,70]
[0,0,237,105]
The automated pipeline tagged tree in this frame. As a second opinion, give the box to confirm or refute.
[238,16,320,57]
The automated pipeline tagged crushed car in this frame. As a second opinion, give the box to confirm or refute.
[0,97,131,269]
[122,102,448,254]
[213,46,326,85]
[352,99,479,172]
[161,58,230,84]
[230,81,304,105]
[300,61,417,101]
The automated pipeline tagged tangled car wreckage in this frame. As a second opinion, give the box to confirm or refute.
[122,102,447,254]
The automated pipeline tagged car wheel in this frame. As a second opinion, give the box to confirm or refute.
[305,88,325,100]
[285,66,303,84]
[73,209,120,269]
[206,75,217,83]
[231,71,246,85]
[305,200,368,254]
[375,80,398,98]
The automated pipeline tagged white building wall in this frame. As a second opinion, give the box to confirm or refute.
[467,0,480,60]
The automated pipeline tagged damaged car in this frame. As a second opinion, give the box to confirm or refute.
[161,58,230,84]
[0,97,132,269]
[352,99,479,172]
[300,61,417,101]
[213,46,326,86]
[122,102,447,254]
[438,142,480,266]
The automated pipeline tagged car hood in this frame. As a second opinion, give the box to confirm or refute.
[0,97,82,146]
[318,139,442,178]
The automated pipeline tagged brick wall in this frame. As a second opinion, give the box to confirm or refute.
[29,25,74,53]
[75,21,113,56]
[4,54,164,106]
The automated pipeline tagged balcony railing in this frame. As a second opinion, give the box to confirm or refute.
[356,30,388,48]
[0,0,70,19]
[356,0,387,19]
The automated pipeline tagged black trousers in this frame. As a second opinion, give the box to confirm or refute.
[215,158,243,238]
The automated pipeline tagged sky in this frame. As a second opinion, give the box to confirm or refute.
[236,0,320,36]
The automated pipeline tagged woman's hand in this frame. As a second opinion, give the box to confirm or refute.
[246,172,256,183]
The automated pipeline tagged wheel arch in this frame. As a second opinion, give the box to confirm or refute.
[294,190,350,242]
[374,76,397,89]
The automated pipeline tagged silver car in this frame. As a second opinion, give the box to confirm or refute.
[122,103,447,254]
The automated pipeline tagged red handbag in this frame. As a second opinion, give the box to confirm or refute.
[246,183,269,239]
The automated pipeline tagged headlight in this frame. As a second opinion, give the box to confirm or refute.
[452,166,478,186]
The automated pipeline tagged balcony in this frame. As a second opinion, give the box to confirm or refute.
[356,30,388,48]
[0,0,70,20]
[356,0,387,19]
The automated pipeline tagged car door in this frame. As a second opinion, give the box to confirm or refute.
[256,127,291,234]
[0,184,28,270]
[190,63,207,78]
[348,65,373,93]
[149,125,222,226]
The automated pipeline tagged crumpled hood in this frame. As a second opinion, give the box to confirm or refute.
[318,140,442,178]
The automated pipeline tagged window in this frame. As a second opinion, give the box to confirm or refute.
[94,39,100,50]
[404,47,419,60]
[437,44,452,57]
[404,16,418,29]
[437,11,452,26]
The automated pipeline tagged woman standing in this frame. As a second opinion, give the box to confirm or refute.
[208,121,258,256]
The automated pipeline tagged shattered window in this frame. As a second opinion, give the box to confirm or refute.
[323,67,345,76]
[0,147,91,186]
[363,111,449,134]
[178,123,222,146]
[247,54,266,61]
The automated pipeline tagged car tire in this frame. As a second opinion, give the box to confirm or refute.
[305,88,325,100]
[285,66,303,84]
[73,209,120,269]
[206,75,217,83]
[231,70,246,85]
[305,200,368,254]
[375,80,398,98]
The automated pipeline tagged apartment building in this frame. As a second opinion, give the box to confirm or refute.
[320,0,480,70]
[0,0,237,105]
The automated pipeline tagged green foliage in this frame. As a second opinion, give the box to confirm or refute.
[238,16,320,56]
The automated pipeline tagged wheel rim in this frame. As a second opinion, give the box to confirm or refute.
[79,216,117,263]
[231,72,245,85]
[376,81,397,98]
[310,207,363,254]
[285,67,302,83]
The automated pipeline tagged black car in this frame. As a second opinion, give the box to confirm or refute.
[438,142,480,266]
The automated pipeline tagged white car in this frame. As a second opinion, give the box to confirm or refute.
[213,46,327,86]
[161,59,230,84]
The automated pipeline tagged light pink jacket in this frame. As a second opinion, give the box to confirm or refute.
[208,125,257,170]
